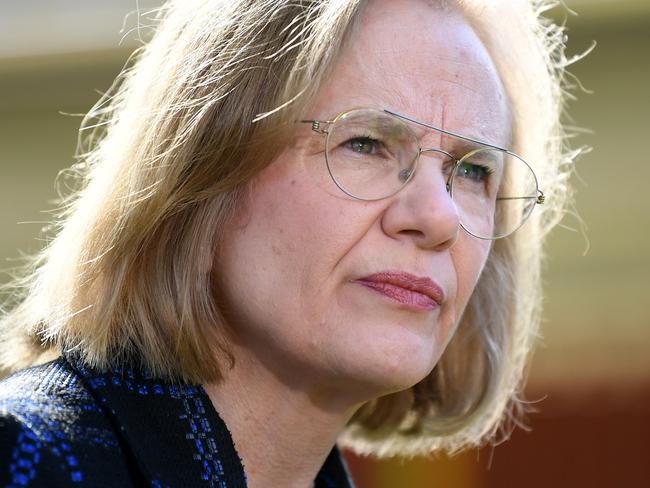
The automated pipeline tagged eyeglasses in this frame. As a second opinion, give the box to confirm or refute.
[301,107,544,240]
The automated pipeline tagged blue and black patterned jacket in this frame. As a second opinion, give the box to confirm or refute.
[0,357,355,487]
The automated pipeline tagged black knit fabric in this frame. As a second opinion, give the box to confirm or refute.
[0,357,355,487]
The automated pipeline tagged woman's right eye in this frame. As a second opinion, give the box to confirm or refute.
[456,161,493,183]
[344,137,380,155]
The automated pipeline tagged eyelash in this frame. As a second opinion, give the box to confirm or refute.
[455,161,494,182]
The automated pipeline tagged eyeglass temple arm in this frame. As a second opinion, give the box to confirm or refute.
[300,119,332,134]
[497,190,545,205]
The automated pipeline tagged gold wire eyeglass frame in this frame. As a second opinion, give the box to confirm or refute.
[301,107,545,240]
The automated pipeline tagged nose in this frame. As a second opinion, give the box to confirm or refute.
[381,150,460,251]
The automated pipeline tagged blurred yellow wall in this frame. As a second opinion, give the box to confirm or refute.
[533,6,650,390]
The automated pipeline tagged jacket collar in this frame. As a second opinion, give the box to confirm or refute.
[66,356,355,487]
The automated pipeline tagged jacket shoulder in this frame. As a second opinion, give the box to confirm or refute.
[0,359,135,487]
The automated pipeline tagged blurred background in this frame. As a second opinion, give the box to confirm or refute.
[1,0,648,486]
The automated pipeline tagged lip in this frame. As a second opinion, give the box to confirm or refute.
[352,271,445,311]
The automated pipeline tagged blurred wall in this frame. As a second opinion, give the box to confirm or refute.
[534,4,650,390]
[1,1,649,487]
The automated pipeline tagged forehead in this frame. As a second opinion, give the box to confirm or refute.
[310,0,510,146]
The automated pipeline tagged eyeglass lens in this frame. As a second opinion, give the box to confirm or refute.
[324,108,539,239]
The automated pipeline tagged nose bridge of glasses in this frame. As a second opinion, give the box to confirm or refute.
[416,147,456,187]
[401,146,456,196]
[419,147,455,161]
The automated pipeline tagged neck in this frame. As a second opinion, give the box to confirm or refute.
[202,344,360,488]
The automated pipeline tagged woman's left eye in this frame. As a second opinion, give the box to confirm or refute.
[456,161,493,183]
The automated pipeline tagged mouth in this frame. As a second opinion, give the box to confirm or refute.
[352,271,444,311]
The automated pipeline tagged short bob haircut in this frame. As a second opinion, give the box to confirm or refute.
[1,0,578,457]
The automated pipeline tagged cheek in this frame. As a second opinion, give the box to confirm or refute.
[219,157,376,325]
[450,237,491,314]
[253,183,341,279]
[253,154,379,273]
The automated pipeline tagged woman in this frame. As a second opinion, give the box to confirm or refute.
[0,0,574,486]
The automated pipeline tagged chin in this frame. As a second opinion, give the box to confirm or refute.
[338,335,442,400]
[309,304,451,401]
[379,354,438,395]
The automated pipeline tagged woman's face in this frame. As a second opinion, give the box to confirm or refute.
[216,0,509,401]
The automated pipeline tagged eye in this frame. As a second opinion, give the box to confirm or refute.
[456,161,493,183]
[344,136,381,155]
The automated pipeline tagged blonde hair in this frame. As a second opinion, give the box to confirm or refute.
[0,0,578,457]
